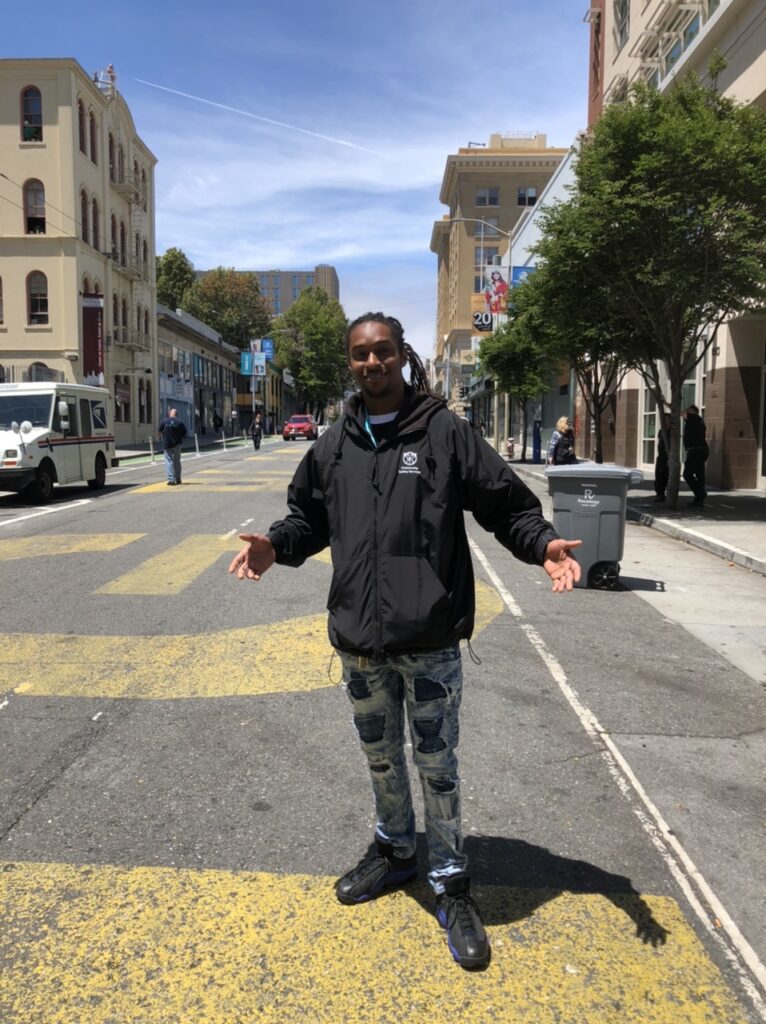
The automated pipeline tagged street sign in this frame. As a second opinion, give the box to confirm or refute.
[240,352,253,375]
[261,338,274,361]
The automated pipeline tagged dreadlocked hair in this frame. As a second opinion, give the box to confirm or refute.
[346,312,442,397]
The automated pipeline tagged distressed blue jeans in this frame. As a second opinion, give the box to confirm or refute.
[339,645,468,894]
[163,444,182,483]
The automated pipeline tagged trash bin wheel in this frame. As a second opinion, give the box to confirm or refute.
[589,562,620,590]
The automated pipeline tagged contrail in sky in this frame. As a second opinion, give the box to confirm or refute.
[135,78,380,154]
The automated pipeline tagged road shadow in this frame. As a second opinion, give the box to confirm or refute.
[405,834,669,947]
[617,575,666,592]
[0,482,133,510]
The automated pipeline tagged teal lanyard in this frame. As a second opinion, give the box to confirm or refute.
[363,413,377,449]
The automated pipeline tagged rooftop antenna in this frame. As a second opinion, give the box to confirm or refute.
[93,64,116,100]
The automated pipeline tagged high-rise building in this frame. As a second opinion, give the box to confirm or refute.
[0,58,158,443]
[198,264,340,317]
[430,133,567,414]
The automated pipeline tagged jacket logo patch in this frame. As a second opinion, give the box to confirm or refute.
[399,450,420,475]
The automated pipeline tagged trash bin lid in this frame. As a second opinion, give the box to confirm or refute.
[545,463,644,484]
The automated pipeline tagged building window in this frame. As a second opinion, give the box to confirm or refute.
[138,379,145,424]
[683,13,700,48]
[142,239,148,271]
[642,387,656,464]
[144,310,150,337]
[475,187,499,207]
[27,271,49,325]
[517,187,537,207]
[614,0,630,53]
[141,168,148,212]
[292,274,299,286]
[91,198,100,251]
[21,86,43,142]
[135,233,141,266]
[80,189,89,244]
[108,133,115,182]
[306,275,314,286]
[89,112,98,164]
[110,215,118,259]
[122,297,128,343]
[0,277,4,323]
[117,144,125,183]
[708,0,720,14]
[120,221,126,266]
[133,159,139,188]
[83,276,92,295]
[474,247,500,292]
[146,380,152,422]
[665,37,683,75]
[78,100,86,152]
[24,179,46,234]
[260,275,267,290]
[122,377,131,422]
[473,217,499,236]
[112,293,119,340]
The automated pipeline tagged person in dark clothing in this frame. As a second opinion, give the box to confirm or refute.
[158,408,187,486]
[682,404,708,507]
[653,413,673,502]
[250,413,263,451]
[229,312,581,970]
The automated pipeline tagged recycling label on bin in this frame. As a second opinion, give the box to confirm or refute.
[577,486,600,509]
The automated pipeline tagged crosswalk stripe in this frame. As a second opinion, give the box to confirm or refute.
[0,534,143,562]
[5,582,503,700]
[96,535,242,595]
[0,859,748,1024]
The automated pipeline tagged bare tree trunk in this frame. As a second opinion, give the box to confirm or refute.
[520,400,529,462]
[667,377,684,510]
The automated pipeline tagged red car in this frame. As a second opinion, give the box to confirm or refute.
[282,414,318,441]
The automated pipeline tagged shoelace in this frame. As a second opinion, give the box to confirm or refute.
[349,849,387,882]
[444,893,481,933]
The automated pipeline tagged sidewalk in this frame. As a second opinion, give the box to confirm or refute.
[114,432,280,463]
[510,459,766,578]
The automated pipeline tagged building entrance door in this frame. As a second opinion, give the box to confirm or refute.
[759,365,766,491]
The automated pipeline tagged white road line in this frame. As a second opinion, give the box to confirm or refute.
[92,711,103,722]
[469,536,766,1018]
[240,518,254,527]
[0,699,9,711]
[222,528,238,538]
[0,498,92,528]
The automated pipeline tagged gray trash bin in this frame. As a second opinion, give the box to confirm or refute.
[545,463,643,589]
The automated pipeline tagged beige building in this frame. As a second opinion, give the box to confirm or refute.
[430,133,567,413]
[0,58,157,444]
[592,0,766,488]
[203,264,339,317]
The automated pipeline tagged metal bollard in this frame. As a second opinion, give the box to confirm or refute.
[221,430,226,451]
[149,435,156,464]
[194,433,200,456]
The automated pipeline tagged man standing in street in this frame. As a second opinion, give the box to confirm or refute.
[229,312,581,970]
[158,407,187,486]
[682,404,708,507]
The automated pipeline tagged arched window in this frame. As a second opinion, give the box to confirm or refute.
[108,133,115,182]
[112,293,119,340]
[80,189,89,245]
[23,179,45,234]
[136,304,142,332]
[78,100,86,153]
[144,310,150,337]
[110,215,117,259]
[0,276,4,324]
[93,280,102,296]
[27,271,48,325]
[117,144,125,183]
[135,233,141,265]
[21,87,43,142]
[142,239,148,269]
[91,198,100,251]
[138,378,145,424]
[121,297,128,343]
[83,276,92,295]
[141,168,148,211]
[145,380,153,423]
[121,376,131,423]
[114,375,122,422]
[89,111,98,164]
[133,159,139,188]
[119,221,126,266]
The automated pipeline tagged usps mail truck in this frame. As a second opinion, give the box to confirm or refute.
[0,382,118,502]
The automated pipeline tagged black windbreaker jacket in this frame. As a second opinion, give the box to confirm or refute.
[268,389,559,657]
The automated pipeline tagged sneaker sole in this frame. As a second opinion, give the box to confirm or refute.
[335,866,418,906]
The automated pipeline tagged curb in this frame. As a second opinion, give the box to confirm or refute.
[625,506,766,578]
[510,462,766,579]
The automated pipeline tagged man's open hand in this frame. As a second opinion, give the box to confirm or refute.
[228,533,276,581]
[543,539,582,593]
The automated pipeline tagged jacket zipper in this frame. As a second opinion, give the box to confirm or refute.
[371,445,383,658]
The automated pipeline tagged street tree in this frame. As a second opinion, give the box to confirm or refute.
[478,308,555,462]
[183,268,272,350]
[535,66,766,505]
[272,287,349,418]
[516,243,635,463]
[155,247,197,310]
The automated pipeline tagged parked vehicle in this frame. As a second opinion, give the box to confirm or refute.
[282,414,318,441]
[0,382,117,502]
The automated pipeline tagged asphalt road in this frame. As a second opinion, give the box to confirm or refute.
[0,437,764,1023]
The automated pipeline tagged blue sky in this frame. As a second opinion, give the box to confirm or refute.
[5,0,589,355]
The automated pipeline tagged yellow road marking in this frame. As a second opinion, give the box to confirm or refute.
[96,535,243,595]
[5,581,503,700]
[0,533,143,562]
[0,860,748,1024]
[131,480,282,494]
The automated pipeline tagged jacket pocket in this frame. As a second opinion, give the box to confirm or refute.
[327,558,375,653]
[378,554,451,649]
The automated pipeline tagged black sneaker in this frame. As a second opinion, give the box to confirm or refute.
[436,876,490,970]
[335,838,417,905]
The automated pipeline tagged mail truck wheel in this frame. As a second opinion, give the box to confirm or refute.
[32,462,55,503]
[88,453,107,490]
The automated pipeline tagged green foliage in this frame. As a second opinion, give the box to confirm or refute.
[478,306,553,404]
[155,247,197,310]
[183,268,272,349]
[273,287,350,414]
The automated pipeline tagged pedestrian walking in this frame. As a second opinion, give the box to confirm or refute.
[229,312,581,970]
[250,413,263,451]
[653,412,673,503]
[682,404,708,507]
[547,416,577,465]
[158,407,186,486]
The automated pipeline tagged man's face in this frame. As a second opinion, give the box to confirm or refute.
[348,321,407,408]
